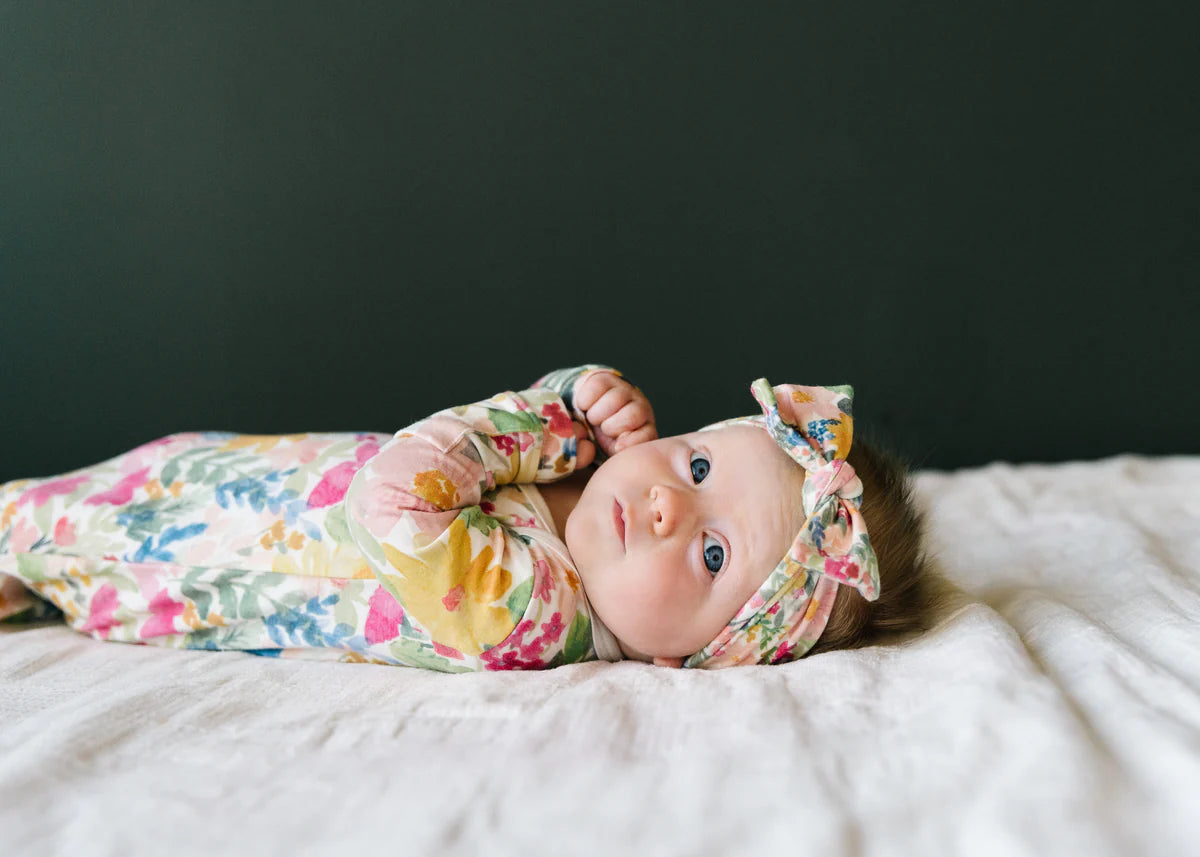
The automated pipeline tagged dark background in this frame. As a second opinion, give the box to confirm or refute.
[2,2,1197,481]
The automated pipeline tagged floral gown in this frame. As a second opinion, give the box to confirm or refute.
[0,365,625,673]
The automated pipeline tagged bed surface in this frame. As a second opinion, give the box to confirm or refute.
[2,454,1198,856]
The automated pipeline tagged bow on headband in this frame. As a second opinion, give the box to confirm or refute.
[683,379,881,669]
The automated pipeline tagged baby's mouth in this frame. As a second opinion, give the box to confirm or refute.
[612,499,626,551]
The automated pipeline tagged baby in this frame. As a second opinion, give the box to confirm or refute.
[0,364,936,671]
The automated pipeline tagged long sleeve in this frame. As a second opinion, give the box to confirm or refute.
[342,367,625,671]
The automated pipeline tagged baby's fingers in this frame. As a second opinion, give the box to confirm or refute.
[613,423,658,453]
[574,371,623,413]
[584,385,635,429]
[599,401,654,438]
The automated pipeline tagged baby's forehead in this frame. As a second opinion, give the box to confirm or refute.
[678,425,805,487]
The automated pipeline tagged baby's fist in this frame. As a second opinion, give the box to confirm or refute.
[574,370,658,458]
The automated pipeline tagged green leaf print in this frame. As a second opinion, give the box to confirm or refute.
[506,577,534,624]
[560,613,593,664]
[239,586,263,619]
[159,457,182,489]
[461,506,500,537]
[181,574,213,621]
[332,585,362,629]
[486,409,543,435]
[32,500,54,539]
[387,636,476,673]
[283,469,310,495]
[324,505,351,545]
[14,554,48,583]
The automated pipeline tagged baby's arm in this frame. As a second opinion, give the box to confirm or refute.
[341,379,601,664]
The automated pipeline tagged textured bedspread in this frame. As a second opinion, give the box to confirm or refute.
[2,455,1198,856]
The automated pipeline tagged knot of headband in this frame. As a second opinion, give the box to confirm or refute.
[683,378,881,669]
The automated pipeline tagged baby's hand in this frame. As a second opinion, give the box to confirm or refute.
[574,371,658,458]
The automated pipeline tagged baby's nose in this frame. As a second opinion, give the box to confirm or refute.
[650,485,687,536]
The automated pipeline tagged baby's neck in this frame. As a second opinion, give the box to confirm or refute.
[537,466,592,536]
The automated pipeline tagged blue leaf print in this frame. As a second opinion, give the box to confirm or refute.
[129,522,208,562]
[807,517,827,549]
[216,473,301,518]
[262,595,350,649]
[805,419,837,445]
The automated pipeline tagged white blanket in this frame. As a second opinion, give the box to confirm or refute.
[2,454,1197,856]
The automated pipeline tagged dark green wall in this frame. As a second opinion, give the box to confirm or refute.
[3,2,1197,481]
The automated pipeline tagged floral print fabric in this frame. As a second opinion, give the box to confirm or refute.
[0,365,618,672]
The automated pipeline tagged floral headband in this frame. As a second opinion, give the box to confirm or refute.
[683,379,881,669]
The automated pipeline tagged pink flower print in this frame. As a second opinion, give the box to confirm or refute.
[539,611,565,643]
[767,601,781,616]
[823,556,860,585]
[772,640,793,663]
[79,584,121,638]
[520,634,548,660]
[493,434,516,456]
[308,437,382,508]
[541,402,573,438]
[531,558,554,602]
[355,439,381,465]
[442,584,465,612]
[505,619,534,646]
[18,474,90,508]
[364,586,405,645]
[84,467,150,506]
[308,461,358,509]
[139,588,185,638]
[432,642,464,660]
[53,517,77,547]
[482,648,542,670]
[517,432,535,452]
[8,519,40,553]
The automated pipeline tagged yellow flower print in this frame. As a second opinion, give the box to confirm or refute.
[803,596,821,623]
[272,539,374,579]
[286,531,305,550]
[259,520,287,550]
[145,479,163,500]
[378,516,513,656]
[790,390,815,405]
[830,415,854,459]
[2,501,17,529]
[413,469,459,509]
[181,601,226,629]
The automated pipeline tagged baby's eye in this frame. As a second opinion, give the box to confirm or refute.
[690,452,711,484]
[702,535,726,575]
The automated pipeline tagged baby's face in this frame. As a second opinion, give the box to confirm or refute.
[563,425,808,665]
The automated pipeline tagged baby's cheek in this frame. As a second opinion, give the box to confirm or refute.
[617,557,695,645]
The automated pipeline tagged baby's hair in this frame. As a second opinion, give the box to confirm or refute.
[807,433,943,656]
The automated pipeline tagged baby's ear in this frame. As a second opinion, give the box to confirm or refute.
[652,656,684,668]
